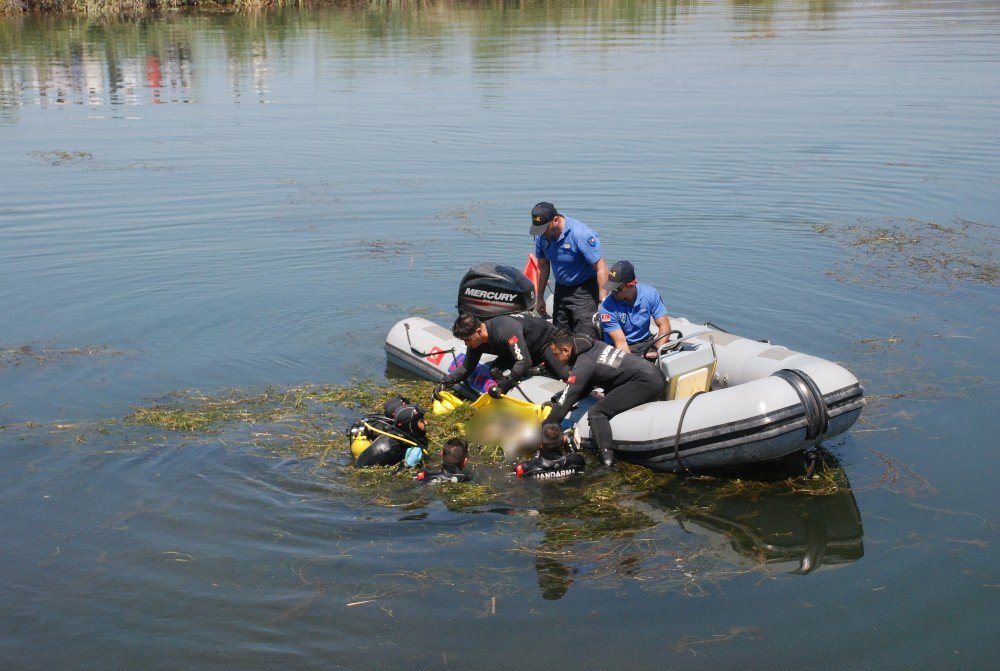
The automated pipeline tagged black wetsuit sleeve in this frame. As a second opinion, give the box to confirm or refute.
[541,346,570,382]
[544,357,594,425]
[489,319,530,389]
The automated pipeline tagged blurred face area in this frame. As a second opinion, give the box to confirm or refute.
[542,214,565,239]
[462,323,489,349]
[613,281,637,302]
[549,342,573,365]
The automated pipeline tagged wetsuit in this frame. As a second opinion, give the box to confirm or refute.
[355,404,427,468]
[534,216,603,337]
[444,314,568,392]
[545,339,666,462]
[355,433,411,468]
[416,462,472,483]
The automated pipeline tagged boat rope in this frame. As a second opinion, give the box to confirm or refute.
[514,381,536,405]
[673,390,706,476]
[404,321,458,362]
[705,321,769,344]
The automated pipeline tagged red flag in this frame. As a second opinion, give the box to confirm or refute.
[523,253,539,288]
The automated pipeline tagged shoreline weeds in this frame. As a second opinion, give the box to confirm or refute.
[6,0,427,17]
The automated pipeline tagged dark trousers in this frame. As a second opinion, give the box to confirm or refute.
[553,275,599,337]
[587,373,665,454]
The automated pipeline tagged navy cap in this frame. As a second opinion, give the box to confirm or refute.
[603,260,636,293]
[529,202,558,236]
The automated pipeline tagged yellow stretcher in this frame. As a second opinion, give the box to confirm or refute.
[433,389,551,422]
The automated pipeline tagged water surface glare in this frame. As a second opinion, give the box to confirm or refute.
[1,1,998,668]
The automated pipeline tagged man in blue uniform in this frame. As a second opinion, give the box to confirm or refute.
[529,202,609,337]
[598,260,672,355]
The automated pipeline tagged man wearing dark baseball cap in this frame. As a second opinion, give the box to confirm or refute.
[529,202,608,337]
[598,260,672,356]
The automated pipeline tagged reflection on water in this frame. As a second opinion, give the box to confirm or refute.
[2,0,998,665]
[0,0,865,111]
[652,451,864,574]
[502,450,865,600]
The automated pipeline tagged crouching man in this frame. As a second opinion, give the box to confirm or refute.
[543,330,666,467]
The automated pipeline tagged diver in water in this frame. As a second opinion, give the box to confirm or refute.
[352,397,429,468]
[515,423,586,479]
[416,437,472,483]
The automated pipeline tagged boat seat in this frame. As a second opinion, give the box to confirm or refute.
[658,338,717,400]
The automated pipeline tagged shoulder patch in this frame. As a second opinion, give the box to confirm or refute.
[587,236,597,247]
[600,313,611,322]
[567,375,576,384]
[508,335,518,345]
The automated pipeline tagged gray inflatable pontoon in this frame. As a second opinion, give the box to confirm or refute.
[385,315,864,472]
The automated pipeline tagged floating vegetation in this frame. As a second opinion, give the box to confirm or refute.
[28,150,94,166]
[814,216,999,288]
[359,239,414,258]
[671,626,765,656]
[863,448,938,499]
[0,343,120,368]
[124,377,481,459]
[117,378,866,597]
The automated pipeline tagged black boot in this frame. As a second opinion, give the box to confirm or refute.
[598,448,616,468]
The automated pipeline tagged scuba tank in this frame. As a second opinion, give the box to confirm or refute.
[349,422,374,459]
[347,395,412,460]
[351,401,429,468]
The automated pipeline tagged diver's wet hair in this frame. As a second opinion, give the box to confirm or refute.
[541,424,565,450]
[442,437,469,466]
[452,313,482,339]
[550,329,574,349]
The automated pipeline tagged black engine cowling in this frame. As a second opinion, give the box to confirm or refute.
[457,262,536,319]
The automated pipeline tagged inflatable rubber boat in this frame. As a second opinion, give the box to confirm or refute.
[384,263,865,473]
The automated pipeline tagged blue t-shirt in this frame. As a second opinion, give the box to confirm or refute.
[598,283,668,344]
[533,216,602,287]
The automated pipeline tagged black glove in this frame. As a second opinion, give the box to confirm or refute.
[432,383,447,400]
[487,385,503,399]
[440,371,463,386]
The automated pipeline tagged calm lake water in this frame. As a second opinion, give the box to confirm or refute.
[1,0,998,668]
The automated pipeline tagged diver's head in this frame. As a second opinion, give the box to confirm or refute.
[540,423,567,459]
[452,313,488,348]
[442,437,469,468]
[383,395,410,419]
[548,329,575,365]
[394,403,426,437]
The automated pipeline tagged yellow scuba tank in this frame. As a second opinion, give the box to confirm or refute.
[349,423,372,459]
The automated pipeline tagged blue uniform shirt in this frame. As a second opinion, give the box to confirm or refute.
[598,283,668,344]
[533,216,602,287]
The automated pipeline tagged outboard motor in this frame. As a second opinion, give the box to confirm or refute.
[457,262,536,319]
